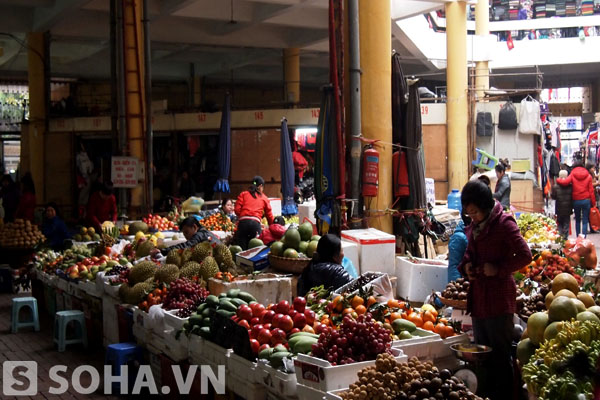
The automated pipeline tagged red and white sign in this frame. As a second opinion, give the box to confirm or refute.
[111,157,139,188]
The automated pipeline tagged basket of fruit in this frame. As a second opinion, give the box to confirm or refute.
[439,278,470,310]
[268,254,311,274]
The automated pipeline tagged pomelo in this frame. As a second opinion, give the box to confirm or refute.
[298,222,313,242]
[552,273,579,295]
[248,238,264,249]
[516,338,537,365]
[527,312,549,346]
[548,296,578,322]
[306,241,318,258]
[270,241,285,256]
[283,248,299,259]
[577,311,600,323]
[283,228,301,251]
[577,292,595,308]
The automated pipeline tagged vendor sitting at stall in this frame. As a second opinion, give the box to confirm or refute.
[159,216,220,255]
[87,183,117,232]
[42,203,71,250]
[297,234,353,296]
[218,198,237,222]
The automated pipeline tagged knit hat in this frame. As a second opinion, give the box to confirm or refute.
[559,170,568,178]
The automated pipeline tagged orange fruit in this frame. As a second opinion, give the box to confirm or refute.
[434,323,446,337]
[351,296,365,309]
[397,301,407,310]
[408,312,423,328]
[439,318,448,325]
[387,299,400,309]
[389,312,403,322]
[444,325,455,338]
[321,318,331,326]
[342,308,354,315]
[423,321,434,331]
[355,305,367,315]
[367,296,377,308]
[332,296,344,312]
[422,310,436,323]
[541,250,552,260]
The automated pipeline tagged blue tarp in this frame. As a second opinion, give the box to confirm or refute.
[214,94,231,194]
[280,118,298,216]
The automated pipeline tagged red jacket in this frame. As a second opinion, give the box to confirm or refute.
[458,201,531,319]
[15,192,36,222]
[235,191,274,225]
[87,192,117,231]
[557,166,595,206]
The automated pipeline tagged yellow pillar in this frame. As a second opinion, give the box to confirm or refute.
[123,0,146,213]
[26,32,47,203]
[359,0,392,233]
[283,48,300,104]
[475,0,489,99]
[446,1,469,191]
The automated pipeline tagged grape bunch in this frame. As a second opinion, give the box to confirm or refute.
[176,305,197,318]
[311,314,392,366]
[163,278,209,312]
[110,268,130,285]
[105,264,129,277]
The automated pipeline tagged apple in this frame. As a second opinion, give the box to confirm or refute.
[279,315,294,332]
[262,323,272,330]
[293,313,307,329]
[69,271,79,279]
[272,313,284,329]
[302,325,315,334]
[304,309,316,325]
[250,324,263,340]
[270,328,287,346]
[257,328,272,345]
[288,310,297,320]
[237,305,253,321]
[276,300,290,315]
[250,339,260,355]
[78,265,88,273]
[258,344,271,353]
[289,328,300,335]
[238,319,250,330]
[250,317,260,326]
[261,310,275,324]
[293,297,306,313]
[251,303,266,318]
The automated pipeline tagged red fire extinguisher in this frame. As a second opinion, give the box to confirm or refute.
[362,145,379,197]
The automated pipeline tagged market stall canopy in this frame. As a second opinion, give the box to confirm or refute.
[280,118,297,216]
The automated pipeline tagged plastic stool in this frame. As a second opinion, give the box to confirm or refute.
[54,310,88,352]
[11,297,40,333]
[105,343,143,392]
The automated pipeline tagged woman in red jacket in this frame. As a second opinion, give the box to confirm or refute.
[87,183,117,232]
[233,176,274,249]
[557,160,595,237]
[458,180,531,400]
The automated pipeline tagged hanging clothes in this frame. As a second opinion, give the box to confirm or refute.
[550,120,560,148]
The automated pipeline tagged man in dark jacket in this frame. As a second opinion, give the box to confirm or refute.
[493,161,511,209]
[552,169,573,239]
[159,216,220,255]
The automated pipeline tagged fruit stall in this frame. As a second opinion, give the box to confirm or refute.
[6,209,600,399]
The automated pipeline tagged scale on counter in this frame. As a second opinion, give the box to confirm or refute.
[450,343,493,395]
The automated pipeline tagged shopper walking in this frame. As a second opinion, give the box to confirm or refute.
[458,180,531,400]
[15,173,37,222]
[551,169,573,239]
[233,176,274,249]
[493,159,511,210]
[557,160,595,237]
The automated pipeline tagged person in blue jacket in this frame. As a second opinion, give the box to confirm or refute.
[42,203,71,250]
[447,210,471,282]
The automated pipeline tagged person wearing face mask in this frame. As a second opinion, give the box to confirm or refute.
[233,176,274,249]
[458,180,531,400]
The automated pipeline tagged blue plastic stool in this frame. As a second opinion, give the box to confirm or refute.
[105,343,143,393]
[11,297,40,333]
[53,310,87,352]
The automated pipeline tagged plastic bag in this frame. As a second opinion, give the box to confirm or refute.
[182,196,205,213]
[564,235,598,269]
[341,257,359,279]
[148,304,171,333]
[518,97,541,134]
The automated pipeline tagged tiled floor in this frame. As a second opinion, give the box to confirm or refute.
[0,290,118,400]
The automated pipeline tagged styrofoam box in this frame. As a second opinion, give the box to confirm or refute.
[188,335,207,364]
[161,330,189,362]
[102,294,120,346]
[163,309,187,331]
[256,359,297,398]
[132,322,152,344]
[208,273,292,305]
[297,383,328,400]
[298,200,317,224]
[103,281,120,299]
[325,388,346,400]
[395,256,448,303]
[269,198,282,217]
[201,339,232,368]
[294,348,407,392]
[79,279,102,297]
[392,329,444,360]
[341,241,359,273]
[333,272,394,302]
[227,373,267,400]
[228,352,259,384]
[341,228,396,276]
[437,333,470,360]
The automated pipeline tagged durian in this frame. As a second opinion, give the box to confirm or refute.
[166,249,182,267]
[180,261,202,280]
[191,242,213,263]
[136,240,155,258]
[199,256,219,280]
[155,264,180,284]
[129,261,158,284]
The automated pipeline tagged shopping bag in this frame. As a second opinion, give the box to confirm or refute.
[476,112,493,136]
[498,101,518,130]
[590,206,600,233]
[518,96,541,135]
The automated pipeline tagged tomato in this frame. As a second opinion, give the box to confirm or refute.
[237,305,253,321]
[257,329,272,345]
[249,339,260,355]
[304,309,316,325]
[250,324,263,340]
[238,320,250,330]
[258,344,271,353]
[261,310,275,324]
[270,328,287,346]
[279,315,294,332]
[262,323,272,330]
[293,313,307,329]
[276,300,290,315]
[250,303,266,318]
[288,310,297,319]
[250,317,260,326]
[293,297,306,313]
[272,313,285,329]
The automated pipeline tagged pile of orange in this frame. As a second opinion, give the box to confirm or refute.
[138,287,168,312]
[199,213,236,232]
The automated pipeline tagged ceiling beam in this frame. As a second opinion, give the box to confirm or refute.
[33,0,90,32]
[159,0,197,16]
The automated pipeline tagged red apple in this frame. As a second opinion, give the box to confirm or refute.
[257,328,272,345]
[276,300,290,315]
[289,328,301,335]
[237,305,253,321]
[293,313,307,329]
[270,328,287,346]
[250,324,263,340]
[250,339,260,355]
[261,310,275,324]
[293,297,306,313]
[272,313,285,329]
[279,315,294,332]
[262,323,272,330]
[288,310,298,319]
[250,303,266,318]
[238,319,250,330]
[258,344,271,353]
[250,317,260,326]
[304,309,316,325]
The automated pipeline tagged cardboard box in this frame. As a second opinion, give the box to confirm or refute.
[341,228,396,275]
[512,158,531,173]
[236,246,270,271]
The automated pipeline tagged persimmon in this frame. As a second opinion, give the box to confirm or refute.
[423,321,434,331]
[387,299,400,309]
[367,296,378,308]
[351,296,364,309]
[332,296,344,312]
[434,323,447,337]
[389,312,403,322]
[422,310,436,323]
[407,312,423,327]
[355,305,367,315]
[342,307,354,315]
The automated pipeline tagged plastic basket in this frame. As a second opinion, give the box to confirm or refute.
[439,296,467,309]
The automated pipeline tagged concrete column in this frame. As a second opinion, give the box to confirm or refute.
[446,1,470,192]
[283,48,300,104]
[359,0,392,233]
[475,0,490,99]
[26,32,48,203]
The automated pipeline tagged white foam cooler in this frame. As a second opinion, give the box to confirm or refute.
[298,200,317,224]
[341,228,396,275]
[395,256,448,302]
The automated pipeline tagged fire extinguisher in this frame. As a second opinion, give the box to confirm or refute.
[362,145,379,197]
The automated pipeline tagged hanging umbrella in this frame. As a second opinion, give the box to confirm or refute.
[280,118,298,216]
[392,53,409,145]
[405,81,427,209]
[315,86,341,233]
[213,93,231,194]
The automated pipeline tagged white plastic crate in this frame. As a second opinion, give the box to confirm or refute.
[256,360,298,399]
[297,383,328,400]
[202,339,232,367]
[228,373,267,400]
[132,322,152,344]
[163,309,187,330]
[56,278,68,292]
[333,272,394,302]
[294,348,407,392]
[228,352,259,384]
[162,330,189,362]
[79,279,102,297]
[341,228,396,276]
[188,334,207,364]
[103,281,120,299]
[207,273,293,305]
[395,256,448,303]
